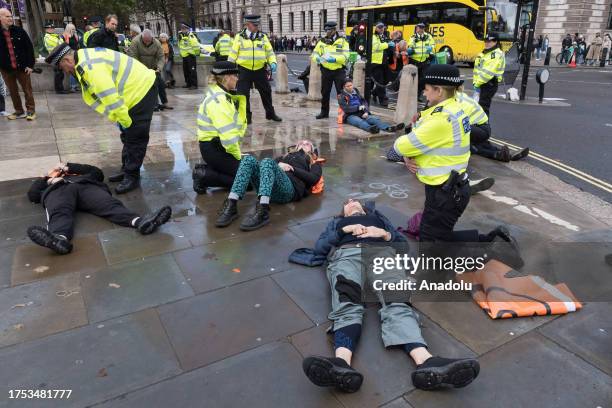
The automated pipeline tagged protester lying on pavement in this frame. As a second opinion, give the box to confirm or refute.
[338,78,405,134]
[26,162,171,254]
[289,199,480,392]
[215,139,323,231]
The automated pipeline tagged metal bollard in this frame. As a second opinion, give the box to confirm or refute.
[307,57,322,101]
[275,54,289,94]
[352,60,366,96]
[393,64,418,125]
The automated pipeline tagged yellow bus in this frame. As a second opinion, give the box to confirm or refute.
[346,0,520,63]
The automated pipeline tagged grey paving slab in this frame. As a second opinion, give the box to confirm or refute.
[117,191,200,219]
[0,214,46,248]
[272,190,348,226]
[539,302,612,376]
[0,272,87,348]
[81,255,194,323]
[97,341,343,408]
[173,230,304,293]
[381,397,414,408]
[11,234,108,286]
[287,218,332,248]
[0,247,14,289]
[405,332,612,408]
[157,277,313,371]
[0,309,181,408]
[98,223,191,265]
[0,196,41,221]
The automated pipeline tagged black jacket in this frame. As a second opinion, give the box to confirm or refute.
[0,26,35,71]
[88,28,119,51]
[276,151,322,201]
[27,163,107,205]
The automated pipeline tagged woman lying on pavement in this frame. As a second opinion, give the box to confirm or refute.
[290,199,480,392]
[215,139,323,231]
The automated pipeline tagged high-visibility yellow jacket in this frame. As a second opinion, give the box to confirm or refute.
[371,34,389,65]
[83,28,99,47]
[215,34,232,57]
[408,32,435,63]
[473,47,506,88]
[44,32,62,55]
[74,48,156,128]
[394,96,471,185]
[229,30,276,71]
[456,92,488,126]
[197,84,247,160]
[123,37,132,53]
[178,32,201,58]
[311,35,349,70]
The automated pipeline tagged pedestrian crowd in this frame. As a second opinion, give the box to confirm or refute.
[556,32,612,66]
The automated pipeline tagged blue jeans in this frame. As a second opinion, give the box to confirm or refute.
[346,114,390,131]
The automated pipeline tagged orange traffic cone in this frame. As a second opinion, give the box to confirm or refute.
[568,52,576,68]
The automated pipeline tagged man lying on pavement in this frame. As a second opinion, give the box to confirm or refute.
[26,162,172,255]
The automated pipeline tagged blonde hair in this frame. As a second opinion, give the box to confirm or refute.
[63,23,75,35]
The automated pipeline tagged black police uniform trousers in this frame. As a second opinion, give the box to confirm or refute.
[44,183,139,241]
[182,55,198,87]
[119,83,157,179]
[215,55,228,62]
[236,66,276,120]
[155,72,168,105]
[470,123,499,159]
[53,67,64,92]
[478,79,498,116]
[414,59,431,96]
[198,139,241,188]
[371,63,388,103]
[319,66,346,115]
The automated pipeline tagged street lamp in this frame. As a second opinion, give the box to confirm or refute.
[318,10,321,37]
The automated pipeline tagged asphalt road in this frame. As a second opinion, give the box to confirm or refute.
[284,53,612,202]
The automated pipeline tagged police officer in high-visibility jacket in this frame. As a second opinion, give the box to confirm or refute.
[229,14,281,124]
[83,16,102,47]
[371,22,395,107]
[407,22,435,98]
[473,33,505,116]
[46,44,158,194]
[214,30,232,61]
[178,23,201,89]
[44,22,66,94]
[193,61,247,193]
[312,21,349,119]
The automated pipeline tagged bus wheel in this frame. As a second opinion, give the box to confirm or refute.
[441,46,454,65]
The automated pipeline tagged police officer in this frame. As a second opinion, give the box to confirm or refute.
[371,22,395,107]
[45,43,158,194]
[407,22,435,98]
[312,21,349,119]
[83,16,102,47]
[229,14,281,124]
[43,22,66,94]
[178,23,201,89]
[214,30,232,61]
[473,33,505,116]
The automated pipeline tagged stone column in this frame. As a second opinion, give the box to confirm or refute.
[352,60,366,94]
[307,58,322,101]
[275,54,289,94]
[394,64,418,125]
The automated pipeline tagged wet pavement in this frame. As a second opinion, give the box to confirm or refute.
[0,89,611,407]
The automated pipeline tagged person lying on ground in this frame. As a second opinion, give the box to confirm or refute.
[26,162,171,255]
[290,199,480,392]
[338,78,404,134]
[215,140,323,231]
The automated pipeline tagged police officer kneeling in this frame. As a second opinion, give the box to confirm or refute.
[45,43,158,194]
[312,21,349,119]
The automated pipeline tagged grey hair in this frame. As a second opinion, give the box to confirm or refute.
[159,32,169,40]
[142,29,153,39]
[129,23,141,34]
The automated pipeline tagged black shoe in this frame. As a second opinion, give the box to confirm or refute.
[368,125,380,134]
[137,206,172,235]
[27,226,73,255]
[153,106,160,112]
[266,114,282,122]
[315,112,329,119]
[488,226,525,270]
[192,164,208,194]
[115,177,139,194]
[511,147,529,161]
[302,356,363,393]
[239,202,270,231]
[489,225,512,242]
[108,173,125,183]
[470,177,495,195]
[215,199,239,227]
[495,145,511,162]
[159,104,174,110]
[55,90,70,94]
[395,122,405,131]
[412,357,480,391]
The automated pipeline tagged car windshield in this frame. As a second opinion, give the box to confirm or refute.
[196,31,218,44]
[486,0,518,41]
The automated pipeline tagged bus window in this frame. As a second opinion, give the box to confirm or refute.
[374,10,389,25]
[441,6,469,27]
[487,0,518,40]
[348,11,367,26]
[410,6,441,25]
[392,6,410,26]
[471,10,485,39]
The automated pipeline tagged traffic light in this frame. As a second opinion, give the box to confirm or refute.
[356,22,367,56]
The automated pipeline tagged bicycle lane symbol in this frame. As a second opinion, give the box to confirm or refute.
[368,182,411,199]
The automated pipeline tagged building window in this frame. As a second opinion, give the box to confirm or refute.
[322,9,327,25]
[309,10,313,31]
[608,4,612,29]
[290,12,294,31]
[301,11,306,31]
[338,8,344,29]
[226,1,229,12]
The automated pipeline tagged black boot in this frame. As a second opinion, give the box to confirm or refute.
[27,226,73,255]
[368,125,380,134]
[494,145,511,162]
[469,177,495,195]
[115,177,139,194]
[215,199,239,227]
[137,206,172,235]
[315,112,329,119]
[511,147,529,161]
[302,356,363,393]
[192,164,208,194]
[412,356,480,391]
[487,226,525,270]
[108,172,124,183]
[239,202,270,231]
[266,113,282,122]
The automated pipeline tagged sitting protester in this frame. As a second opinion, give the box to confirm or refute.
[216,140,322,231]
[291,199,480,392]
[27,162,172,254]
[338,78,404,134]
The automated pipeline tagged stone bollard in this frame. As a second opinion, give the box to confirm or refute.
[275,54,289,94]
[307,58,321,101]
[352,60,366,94]
[394,64,418,125]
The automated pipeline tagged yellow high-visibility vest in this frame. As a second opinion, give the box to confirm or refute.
[456,92,488,126]
[371,34,389,65]
[178,32,200,58]
[408,32,435,62]
[311,35,349,70]
[83,28,99,47]
[44,33,62,55]
[473,47,506,87]
[228,30,276,71]
[215,34,232,57]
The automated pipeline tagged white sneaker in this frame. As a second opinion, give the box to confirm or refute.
[0,111,9,117]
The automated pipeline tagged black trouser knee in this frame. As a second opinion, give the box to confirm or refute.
[44,184,79,240]
[54,67,64,92]
[478,80,498,117]
[156,72,167,105]
[121,83,156,178]
[199,140,241,188]
[76,183,139,227]
[237,67,275,119]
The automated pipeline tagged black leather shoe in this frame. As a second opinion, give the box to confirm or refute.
[239,202,270,231]
[137,206,172,235]
[469,177,495,195]
[215,199,239,227]
[315,112,329,119]
[511,147,529,161]
[192,164,208,194]
[27,226,73,255]
[495,145,511,162]
[302,356,363,393]
[266,114,282,122]
[115,177,139,194]
[108,173,124,183]
[368,125,380,134]
[189,86,198,90]
[412,357,480,390]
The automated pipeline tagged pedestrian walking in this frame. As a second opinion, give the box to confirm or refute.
[602,34,611,67]
[535,35,543,60]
